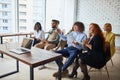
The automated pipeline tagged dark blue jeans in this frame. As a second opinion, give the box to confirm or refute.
[55,46,81,71]
[33,39,40,46]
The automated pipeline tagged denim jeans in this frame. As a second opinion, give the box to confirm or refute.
[55,46,81,71]
[33,39,40,46]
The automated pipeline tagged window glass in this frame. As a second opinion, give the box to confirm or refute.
[2,11,8,16]
[2,4,7,8]
[0,0,45,43]
[18,0,46,32]
[0,0,13,33]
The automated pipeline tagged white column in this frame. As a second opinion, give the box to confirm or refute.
[63,0,77,33]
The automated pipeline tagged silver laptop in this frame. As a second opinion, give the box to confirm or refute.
[9,38,33,55]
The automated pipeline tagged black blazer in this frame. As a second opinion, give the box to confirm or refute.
[80,35,106,69]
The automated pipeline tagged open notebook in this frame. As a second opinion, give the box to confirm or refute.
[9,38,33,55]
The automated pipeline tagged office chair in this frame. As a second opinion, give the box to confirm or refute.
[88,42,111,80]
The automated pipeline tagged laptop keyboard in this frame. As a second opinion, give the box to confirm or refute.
[16,48,28,52]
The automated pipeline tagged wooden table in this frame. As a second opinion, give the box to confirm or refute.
[0,44,62,80]
[0,32,33,58]
[0,32,33,44]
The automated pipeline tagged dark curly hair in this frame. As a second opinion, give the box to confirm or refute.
[34,22,42,30]
[73,21,85,32]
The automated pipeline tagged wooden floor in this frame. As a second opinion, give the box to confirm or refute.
[0,47,120,80]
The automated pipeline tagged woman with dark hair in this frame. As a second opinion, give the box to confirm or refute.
[53,21,87,77]
[32,22,45,46]
[69,23,106,80]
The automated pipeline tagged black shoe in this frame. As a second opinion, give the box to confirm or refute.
[82,75,90,80]
[68,71,78,78]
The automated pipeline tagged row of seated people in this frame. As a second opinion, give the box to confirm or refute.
[54,22,115,80]
[31,20,115,80]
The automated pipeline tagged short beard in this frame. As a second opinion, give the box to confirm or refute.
[52,26,56,28]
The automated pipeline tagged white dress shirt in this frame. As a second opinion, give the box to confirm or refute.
[34,30,45,39]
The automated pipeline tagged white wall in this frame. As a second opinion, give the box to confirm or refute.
[77,0,120,46]
[77,0,120,33]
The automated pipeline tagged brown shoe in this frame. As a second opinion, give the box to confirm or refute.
[53,70,69,77]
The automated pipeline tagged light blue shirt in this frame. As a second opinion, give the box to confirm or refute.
[59,31,87,50]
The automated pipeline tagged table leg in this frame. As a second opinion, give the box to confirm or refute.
[17,60,19,72]
[30,66,34,80]
[0,37,3,44]
[58,62,62,80]
[0,60,19,78]
[1,53,3,58]
[0,37,3,58]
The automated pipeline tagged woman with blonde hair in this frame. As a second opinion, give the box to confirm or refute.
[103,23,115,57]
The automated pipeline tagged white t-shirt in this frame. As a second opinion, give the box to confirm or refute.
[34,30,45,39]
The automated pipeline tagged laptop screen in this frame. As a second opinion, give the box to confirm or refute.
[21,38,33,49]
